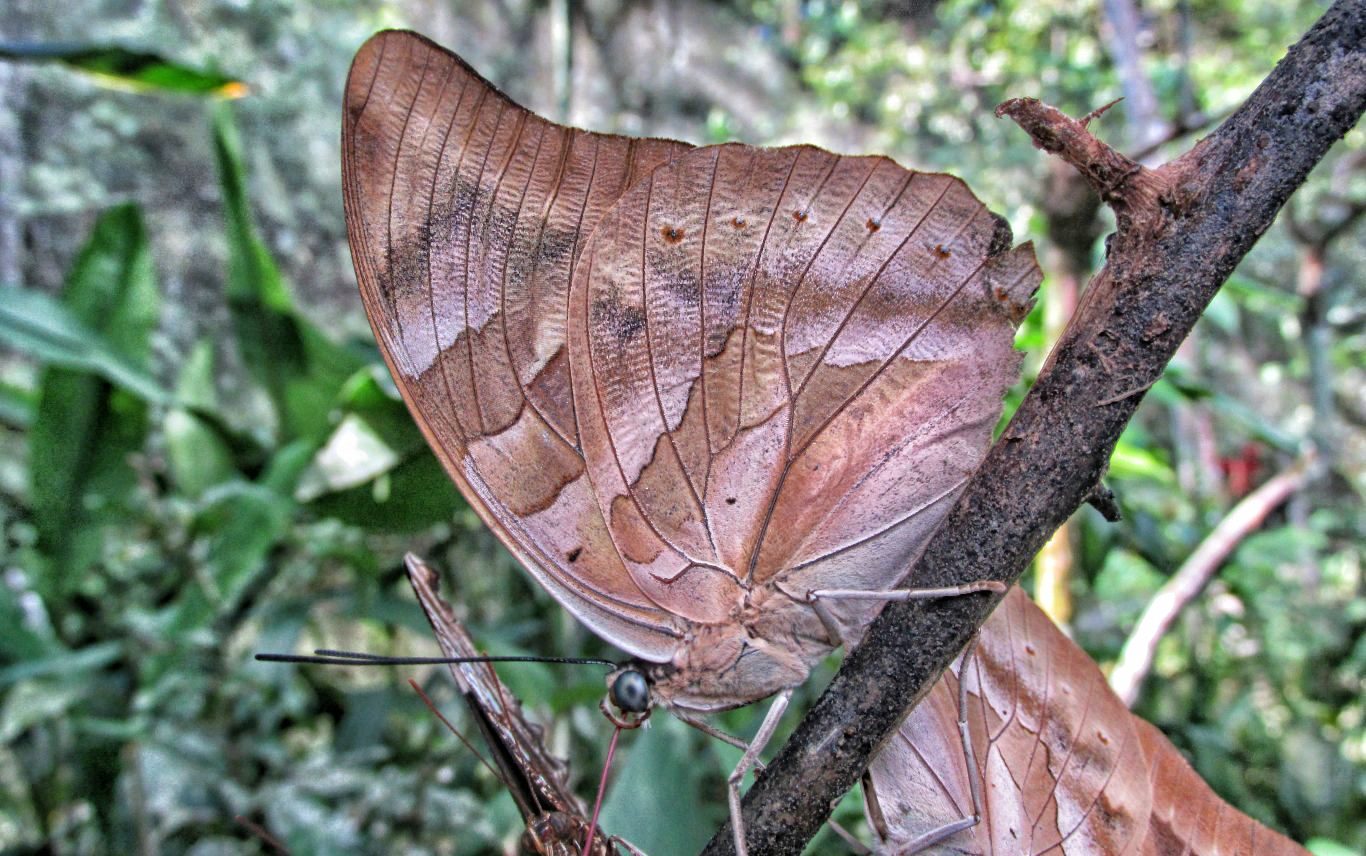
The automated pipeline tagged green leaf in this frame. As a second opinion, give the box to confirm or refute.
[598,715,713,856]
[29,378,150,576]
[22,205,162,578]
[260,438,321,496]
[63,204,159,361]
[211,104,361,442]
[1109,435,1176,485]
[0,379,35,429]
[0,642,121,689]
[0,287,168,404]
[0,580,52,663]
[332,365,428,454]
[196,482,293,609]
[1202,286,1240,334]
[305,452,461,533]
[294,413,402,501]
[1306,838,1360,856]
[165,408,237,498]
[174,339,219,412]
[0,680,88,743]
[0,42,247,97]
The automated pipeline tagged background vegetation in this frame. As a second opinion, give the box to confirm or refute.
[0,1,1360,854]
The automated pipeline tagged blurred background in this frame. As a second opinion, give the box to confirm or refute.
[0,1,1361,854]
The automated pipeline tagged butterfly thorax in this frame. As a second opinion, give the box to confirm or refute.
[644,582,842,713]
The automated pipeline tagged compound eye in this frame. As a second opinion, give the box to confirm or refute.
[610,669,650,713]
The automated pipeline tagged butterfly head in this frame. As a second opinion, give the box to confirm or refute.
[600,662,663,729]
[608,667,651,714]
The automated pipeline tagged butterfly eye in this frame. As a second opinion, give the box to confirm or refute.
[610,669,651,713]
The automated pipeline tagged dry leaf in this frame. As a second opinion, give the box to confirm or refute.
[864,587,1308,856]
[405,554,617,856]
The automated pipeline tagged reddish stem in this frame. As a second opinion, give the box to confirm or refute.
[583,725,623,855]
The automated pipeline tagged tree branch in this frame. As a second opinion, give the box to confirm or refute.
[1108,457,1313,707]
[700,3,1365,853]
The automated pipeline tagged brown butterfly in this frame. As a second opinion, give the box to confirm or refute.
[863,587,1310,856]
[341,29,1039,853]
[405,552,637,856]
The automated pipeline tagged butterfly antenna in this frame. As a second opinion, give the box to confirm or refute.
[406,678,506,786]
[583,723,624,855]
[255,649,618,669]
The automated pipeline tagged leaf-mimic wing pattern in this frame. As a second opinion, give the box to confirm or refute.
[344,29,1039,714]
[344,31,691,660]
[864,587,1309,856]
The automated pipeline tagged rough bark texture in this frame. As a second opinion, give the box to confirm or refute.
[700,2,1365,853]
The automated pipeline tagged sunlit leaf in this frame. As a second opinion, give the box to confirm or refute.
[165,408,237,498]
[0,681,86,743]
[0,42,248,97]
[1306,838,1360,856]
[304,453,460,533]
[294,413,400,501]
[1109,434,1177,485]
[174,339,219,412]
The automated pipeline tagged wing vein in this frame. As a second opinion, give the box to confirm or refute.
[779,164,916,404]
[789,204,991,463]
[582,203,695,569]
[460,96,507,433]
[639,172,721,561]
[417,70,476,442]
[733,149,808,446]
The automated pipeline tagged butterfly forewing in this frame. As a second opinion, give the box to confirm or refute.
[343,31,690,659]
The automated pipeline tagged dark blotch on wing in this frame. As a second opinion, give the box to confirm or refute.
[594,296,648,343]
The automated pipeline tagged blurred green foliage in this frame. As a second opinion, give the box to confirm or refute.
[0,1,1361,855]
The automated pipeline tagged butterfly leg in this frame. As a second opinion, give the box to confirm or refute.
[826,813,873,855]
[677,690,793,856]
[728,689,792,856]
[671,710,751,752]
[805,581,1005,649]
[864,636,985,855]
[609,834,651,856]
[902,634,984,853]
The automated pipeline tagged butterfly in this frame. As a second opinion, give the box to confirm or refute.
[341,29,1039,854]
[863,587,1310,856]
[405,552,638,856]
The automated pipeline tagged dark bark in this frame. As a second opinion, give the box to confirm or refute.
[700,2,1365,853]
